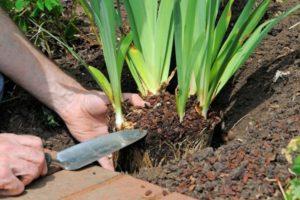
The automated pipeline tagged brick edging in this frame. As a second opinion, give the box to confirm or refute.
[10,150,195,200]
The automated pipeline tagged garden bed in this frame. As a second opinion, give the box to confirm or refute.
[109,93,221,172]
[0,0,299,199]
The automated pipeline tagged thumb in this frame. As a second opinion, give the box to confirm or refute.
[98,156,114,171]
[123,93,148,107]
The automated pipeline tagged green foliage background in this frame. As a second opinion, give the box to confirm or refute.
[0,0,78,57]
[0,0,63,32]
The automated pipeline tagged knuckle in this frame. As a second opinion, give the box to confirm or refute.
[28,136,43,148]
[0,143,13,152]
[36,152,45,165]
[24,163,40,180]
[0,133,13,139]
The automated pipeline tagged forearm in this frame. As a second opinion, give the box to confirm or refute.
[0,8,85,116]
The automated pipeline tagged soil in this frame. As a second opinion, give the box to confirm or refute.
[0,0,299,199]
[109,93,220,172]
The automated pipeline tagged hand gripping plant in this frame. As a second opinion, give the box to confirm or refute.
[124,0,175,96]
[79,0,132,129]
[174,0,300,121]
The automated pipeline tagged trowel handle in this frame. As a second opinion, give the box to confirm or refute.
[45,152,62,169]
[45,153,52,168]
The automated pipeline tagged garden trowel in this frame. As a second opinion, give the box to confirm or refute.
[45,129,147,171]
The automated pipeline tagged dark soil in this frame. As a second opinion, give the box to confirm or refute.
[109,93,220,172]
[0,0,299,199]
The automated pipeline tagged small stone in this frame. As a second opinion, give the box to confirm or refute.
[168,165,178,172]
[276,154,286,163]
[229,161,248,180]
[206,171,216,181]
[189,184,196,191]
[213,162,226,173]
[204,181,215,191]
[193,147,214,161]
[165,180,174,188]
[203,163,212,171]
[195,185,203,192]
[178,160,188,167]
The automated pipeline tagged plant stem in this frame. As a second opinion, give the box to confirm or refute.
[201,106,208,120]
[115,106,124,130]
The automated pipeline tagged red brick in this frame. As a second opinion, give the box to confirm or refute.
[8,153,194,200]
[63,175,167,200]
[12,166,118,200]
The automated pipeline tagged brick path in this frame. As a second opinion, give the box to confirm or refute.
[5,153,195,200]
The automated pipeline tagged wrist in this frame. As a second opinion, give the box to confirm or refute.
[51,79,87,119]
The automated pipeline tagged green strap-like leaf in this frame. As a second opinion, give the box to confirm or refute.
[209,0,270,92]
[127,46,159,93]
[124,0,174,95]
[214,4,300,97]
[175,0,202,120]
[87,66,113,103]
[212,0,234,62]
[217,0,256,57]
[126,56,148,96]
[155,0,175,84]
[117,33,133,79]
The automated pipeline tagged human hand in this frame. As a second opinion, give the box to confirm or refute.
[60,91,145,171]
[0,134,47,196]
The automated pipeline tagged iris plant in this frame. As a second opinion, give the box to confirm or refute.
[174,0,299,121]
[124,0,175,96]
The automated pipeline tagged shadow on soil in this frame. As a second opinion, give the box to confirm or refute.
[212,50,299,141]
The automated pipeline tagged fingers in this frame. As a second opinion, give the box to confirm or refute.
[14,146,47,177]
[0,135,47,197]
[0,143,47,179]
[0,165,25,196]
[123,93,148,107]
[11,158,47,185]
[9,157,41,185]
[98,156,114,172]
[9,145,45,165]
[16,135,43,150]
[0,134,43,150]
